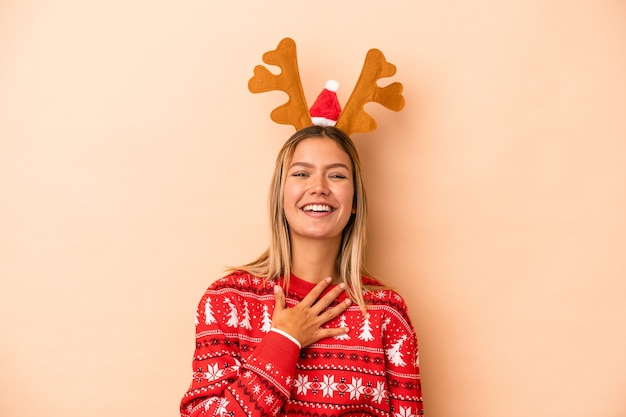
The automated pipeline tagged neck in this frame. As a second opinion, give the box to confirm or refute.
[290,236,341,284]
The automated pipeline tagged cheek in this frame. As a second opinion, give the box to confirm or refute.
[342,186,356,207]
[282,181,300,205]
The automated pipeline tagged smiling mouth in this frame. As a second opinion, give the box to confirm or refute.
[302,204,334,213]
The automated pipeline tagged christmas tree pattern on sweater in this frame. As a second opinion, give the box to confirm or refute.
[181,270,423,417]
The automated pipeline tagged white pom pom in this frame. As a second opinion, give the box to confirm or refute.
[325,80,339,92]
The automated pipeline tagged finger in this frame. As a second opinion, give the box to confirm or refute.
[310,283,348,314]
[317,297,352,323]
[317,325,350,340]
[273,285,286,311]
[298,277,332,307]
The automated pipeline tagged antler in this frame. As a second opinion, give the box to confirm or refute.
[248,38,312,130]
[336,49,405,136]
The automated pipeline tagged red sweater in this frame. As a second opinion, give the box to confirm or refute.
[181,270,423,417]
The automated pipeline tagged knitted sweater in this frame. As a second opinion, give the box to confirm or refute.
[180,270,423,417]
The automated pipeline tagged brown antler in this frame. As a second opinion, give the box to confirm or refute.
[248,38,312,130]
[336,49,405,136]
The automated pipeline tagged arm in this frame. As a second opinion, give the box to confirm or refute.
[180,277,352,417]
[384,297,424,416]
[180,289,299,417]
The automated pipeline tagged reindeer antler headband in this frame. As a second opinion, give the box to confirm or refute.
[248,38,405,136]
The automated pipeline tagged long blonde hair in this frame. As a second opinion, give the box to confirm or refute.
[238,126,372,311]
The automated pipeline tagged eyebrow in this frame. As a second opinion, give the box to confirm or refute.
[289,162,351,170]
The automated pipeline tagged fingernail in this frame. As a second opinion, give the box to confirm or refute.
[344,298,352,305]
[325,277,332,283]
[338,283,346,289]
[344,327,350,333]
[274,285,281,294]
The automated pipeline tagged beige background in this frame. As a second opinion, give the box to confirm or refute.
[2,1,626,416]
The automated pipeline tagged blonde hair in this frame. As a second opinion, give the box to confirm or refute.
[238,126,372,311]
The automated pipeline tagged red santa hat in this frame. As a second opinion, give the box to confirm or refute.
[309,80,341,127]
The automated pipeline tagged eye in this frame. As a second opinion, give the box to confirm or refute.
[291,171,309,178]
[329,171,351,180]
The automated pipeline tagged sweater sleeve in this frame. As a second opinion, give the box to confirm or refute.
[384,295,425,416]
[180,285,300,417]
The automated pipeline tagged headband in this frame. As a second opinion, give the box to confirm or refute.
[248,38,405,136]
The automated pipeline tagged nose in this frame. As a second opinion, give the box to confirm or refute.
[308,174,330,195]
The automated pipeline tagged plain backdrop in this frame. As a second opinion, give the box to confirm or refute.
[2,1,626,416]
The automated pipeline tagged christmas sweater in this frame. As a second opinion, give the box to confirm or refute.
[181,270,423,417]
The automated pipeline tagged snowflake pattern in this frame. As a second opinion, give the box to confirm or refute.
[291,373,395,404]
[294,374,312,395]
[204,363,224,381]
[184,272,422,416]
[320,375,339,397]
[346,377,365,400]
[395,405,417,417]
[215,398,229,417]
[372,381,387,403]
[204,397,230,417]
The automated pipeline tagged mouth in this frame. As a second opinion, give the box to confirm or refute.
[301,204,335,213]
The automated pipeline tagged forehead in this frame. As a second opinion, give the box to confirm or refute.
[289,137,352,167]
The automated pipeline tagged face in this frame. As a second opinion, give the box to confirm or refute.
[283,137,355,247]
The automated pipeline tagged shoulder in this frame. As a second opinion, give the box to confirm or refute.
[365,288,409,313]
[362,276,412,320]
[362,285,417,342]
[205,270,275,296]
[362,276,406,305]
[194,271,275,319]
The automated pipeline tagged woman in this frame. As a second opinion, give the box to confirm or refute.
[180,126,423,416]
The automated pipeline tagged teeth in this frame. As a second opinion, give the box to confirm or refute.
[303,204,332,212]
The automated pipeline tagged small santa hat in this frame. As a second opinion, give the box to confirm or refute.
[309,80,341,127]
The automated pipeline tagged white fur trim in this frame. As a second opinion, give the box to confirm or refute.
[325,80,339,92]
[311,117,337,127]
